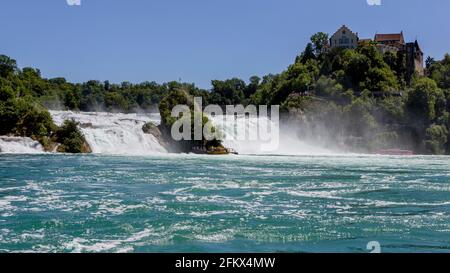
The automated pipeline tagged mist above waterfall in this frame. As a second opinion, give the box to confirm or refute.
[210,115,334,155]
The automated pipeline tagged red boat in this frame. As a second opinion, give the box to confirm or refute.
[377,149,414,156]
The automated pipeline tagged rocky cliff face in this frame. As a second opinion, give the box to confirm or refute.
[142,122,175,152]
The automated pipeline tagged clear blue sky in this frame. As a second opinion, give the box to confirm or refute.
[1,0,449,89]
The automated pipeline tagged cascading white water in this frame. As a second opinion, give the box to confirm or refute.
[0,111,330,155]
[0,136,44,154]
[210,115,331,155]
[50,111,167,155]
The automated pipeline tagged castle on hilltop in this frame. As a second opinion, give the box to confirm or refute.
[329,25,424,84]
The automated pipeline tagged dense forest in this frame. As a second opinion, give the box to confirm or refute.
[1,32,449,154]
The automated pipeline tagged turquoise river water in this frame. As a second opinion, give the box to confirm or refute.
[0,154,449,253]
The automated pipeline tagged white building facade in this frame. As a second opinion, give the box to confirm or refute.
[329,25,359,49]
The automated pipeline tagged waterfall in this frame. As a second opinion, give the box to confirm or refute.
[50,111,167,155]
[1,110,331,155]
[0,137,44,154]
[210,115,331,155]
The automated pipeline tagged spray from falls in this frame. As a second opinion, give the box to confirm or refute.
[210,115,332,155]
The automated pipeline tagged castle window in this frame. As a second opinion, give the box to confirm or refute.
[340,37,349,44]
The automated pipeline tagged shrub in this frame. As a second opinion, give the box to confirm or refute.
[55,119,90,153]
[425,124,448,155]
[0,97,56,138]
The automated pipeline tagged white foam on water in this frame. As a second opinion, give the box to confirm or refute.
[50,111,167,155]
[0,136,44,154]
[63,228,164,253]
[194,229,236,242]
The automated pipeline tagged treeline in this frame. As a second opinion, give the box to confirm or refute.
[1,31,449,154]
[0,57,169,112]
[0,53,248,113]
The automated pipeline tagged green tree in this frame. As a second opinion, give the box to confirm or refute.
[344,97,378,138]
[104,92,129,111]
[244,76,260,98]
[425,56,436,69]
[406,78,444,124]
[0,98,56,139]
[210,78,246,105]
[0,55,18,78]
[64,90,80,110]
[341,50,370,89]
[298,43,316,63]
[0,85,16,101]
[310,32,329,57]
[314,76,347,103]
[425,124,448,154]
[428,54,450,90]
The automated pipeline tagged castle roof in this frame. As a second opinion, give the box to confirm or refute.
[374,32,405,44]
[359,38,373,43]
[331,25,359,38]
